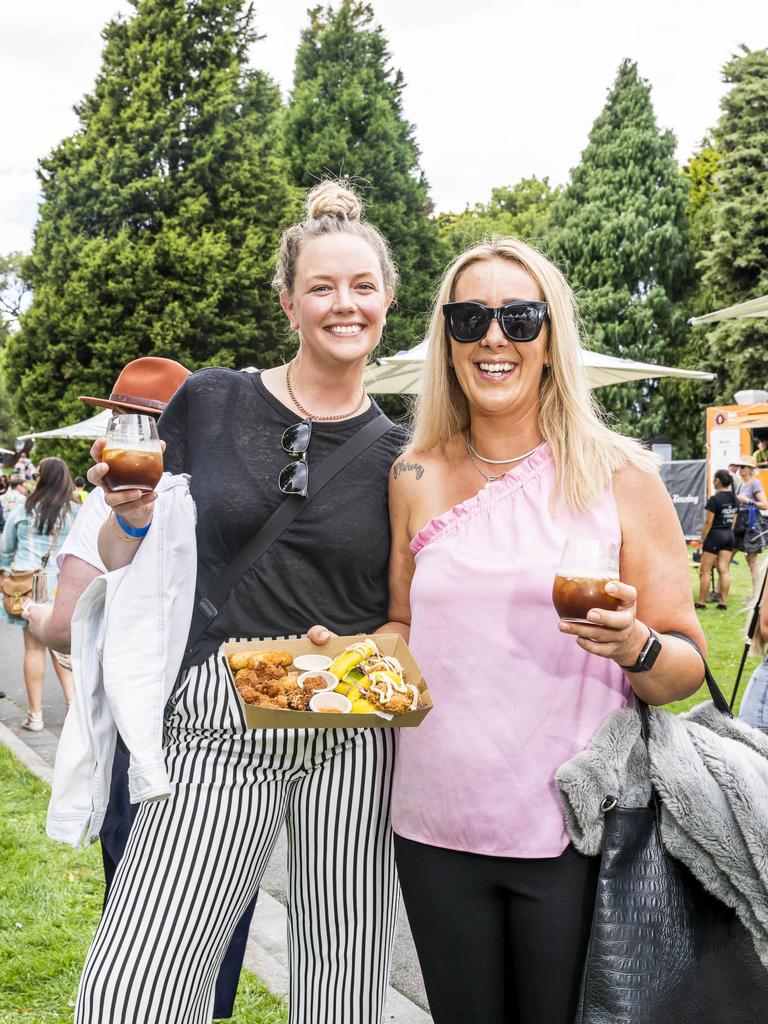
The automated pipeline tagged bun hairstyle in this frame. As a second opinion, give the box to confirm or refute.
[305,180,363,222]
[273,178,398,297]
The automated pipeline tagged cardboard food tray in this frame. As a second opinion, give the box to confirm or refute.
[223,634,433,729]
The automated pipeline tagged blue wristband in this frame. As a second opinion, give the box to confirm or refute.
[114,512,151,538]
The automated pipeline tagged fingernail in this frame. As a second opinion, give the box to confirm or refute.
[605,582,618,594]
[318,630,330,641]
[587,611,601,622]
[558,622,570,632]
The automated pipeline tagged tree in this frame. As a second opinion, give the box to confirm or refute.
[0,253,25,445]
[698,47,768,403]
[283,1,442,353]
[549,60,695,450]
[438,178,560,260]
[5,0,297,431]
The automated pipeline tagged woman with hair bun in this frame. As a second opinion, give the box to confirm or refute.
[76,180,406,1024]
[385,238,706,1023]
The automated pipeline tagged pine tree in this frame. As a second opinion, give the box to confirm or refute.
[5,0,297,431]
[550,60,695,449]
[438,178,560,260]
[283,1,442,354]
[698,47,768,403]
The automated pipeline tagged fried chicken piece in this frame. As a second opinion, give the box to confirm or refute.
[258,650,295,668]
[252,692,289,710]
[249,662,287,684]
[235,668,263,690]
[228,652,252,671]
[367,682,419,715]
[237,683,261,704]
[286,686,313,711]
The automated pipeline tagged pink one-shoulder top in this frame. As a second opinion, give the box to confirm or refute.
[391,443,632,858]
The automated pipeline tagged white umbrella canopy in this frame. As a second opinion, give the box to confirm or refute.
[688,294,768,326]
[16,408,113,441]
[364,340,715,395]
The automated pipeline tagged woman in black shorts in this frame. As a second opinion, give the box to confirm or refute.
[696,468,737,610]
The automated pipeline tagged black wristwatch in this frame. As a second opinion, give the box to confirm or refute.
[620,626,662,673]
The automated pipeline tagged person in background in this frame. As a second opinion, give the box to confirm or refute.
[738,558,768,731]
[0,458,79,730]
[73,476,88,503]
[22,358,266,1021]
[754,438,768,466]
[734,455,768,600]
[14,453,36,480]
[385,237,705,1024]
[695,468,737,611]
[0,476,28,516]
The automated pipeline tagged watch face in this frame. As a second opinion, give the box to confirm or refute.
[643,636,662,670]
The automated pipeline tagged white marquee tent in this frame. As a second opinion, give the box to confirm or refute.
[363,340,715,395]
[17,408,112,442]
[688,294,768,326]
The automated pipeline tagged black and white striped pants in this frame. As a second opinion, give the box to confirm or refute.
[75,652,399,1023]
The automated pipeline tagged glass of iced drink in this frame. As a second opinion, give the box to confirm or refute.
[102,414,163,492]
[552,539,621,623]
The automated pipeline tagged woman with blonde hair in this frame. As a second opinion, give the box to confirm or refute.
[75,180,406,1024]
[738,557,768,731]
[385,238,706,1023]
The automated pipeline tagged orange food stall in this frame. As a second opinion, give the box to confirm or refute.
[706,402,768,495]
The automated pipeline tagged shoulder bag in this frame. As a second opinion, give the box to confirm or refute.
[1,513,64,618]
[180,413,395,670]
[575,651,768,1023]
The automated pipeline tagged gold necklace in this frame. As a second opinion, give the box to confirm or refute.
[285,362,367,422]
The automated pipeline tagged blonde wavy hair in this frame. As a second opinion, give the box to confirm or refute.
[410,237,658,514]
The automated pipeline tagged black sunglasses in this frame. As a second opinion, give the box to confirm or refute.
[279,419,312,498]
[443,300,549,343]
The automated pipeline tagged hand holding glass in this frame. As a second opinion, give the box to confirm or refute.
[102,415,163,492]
[552,539,621,622]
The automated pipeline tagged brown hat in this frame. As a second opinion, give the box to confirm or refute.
[78,357,191,415]
[736,454,758,469]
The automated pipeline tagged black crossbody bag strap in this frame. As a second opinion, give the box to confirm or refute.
[182,414,394,664]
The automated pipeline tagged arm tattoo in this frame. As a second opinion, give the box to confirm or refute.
[394,461,424,481]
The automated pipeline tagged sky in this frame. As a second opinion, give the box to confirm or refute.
[1,0,766,254]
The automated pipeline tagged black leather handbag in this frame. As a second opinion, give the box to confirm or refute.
[575,662,768,1024]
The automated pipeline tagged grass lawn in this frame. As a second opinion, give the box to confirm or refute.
[0,554,762,1021]
[667,554,762,714]
[0,743,286,1024]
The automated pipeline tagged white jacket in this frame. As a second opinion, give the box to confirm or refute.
[47,474,197,847]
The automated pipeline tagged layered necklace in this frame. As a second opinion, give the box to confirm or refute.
[286,361,367,422]
[465,433,545,483]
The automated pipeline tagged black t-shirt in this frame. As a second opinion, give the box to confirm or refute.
[705,490,737,532]
[159,368,406,664]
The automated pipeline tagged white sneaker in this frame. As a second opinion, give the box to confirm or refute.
[22,711,44,732]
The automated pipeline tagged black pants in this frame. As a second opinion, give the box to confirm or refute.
[100,739,258,1020]
[394,835,598,1024]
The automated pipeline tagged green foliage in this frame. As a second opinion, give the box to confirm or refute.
[438,178,560,260]
[698,46,768,402]
[550,60,696,451]
[5,0,298,432]
[283,1,443,354]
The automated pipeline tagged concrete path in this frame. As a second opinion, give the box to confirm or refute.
[0,621,431,1022]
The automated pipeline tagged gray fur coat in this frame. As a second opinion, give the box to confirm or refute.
[555,701,768,967]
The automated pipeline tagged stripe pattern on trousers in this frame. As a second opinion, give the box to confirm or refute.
[75,647,399,1024]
